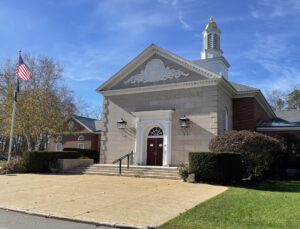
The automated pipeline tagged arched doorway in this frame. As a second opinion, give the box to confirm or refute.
[147,127,164,166]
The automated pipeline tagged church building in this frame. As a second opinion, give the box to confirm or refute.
[96,17,276,166]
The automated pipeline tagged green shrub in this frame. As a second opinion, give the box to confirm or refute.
[189,152,243,182]
[63,148,99,163]
[23,151,80,172]
[209,130,283,179]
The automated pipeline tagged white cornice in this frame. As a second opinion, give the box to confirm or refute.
[219,77,237,96]
[96,44,223,92]
[97,45,155,91]
[152,45,222,79]
[100,78,220,96]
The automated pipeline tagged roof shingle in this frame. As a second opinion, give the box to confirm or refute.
[72,115,102,132]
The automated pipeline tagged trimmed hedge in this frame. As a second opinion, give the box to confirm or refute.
[189,152,243,182]
[63,148,99,163]
[23,151,80,172]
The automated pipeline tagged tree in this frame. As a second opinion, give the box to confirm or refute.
[267,89,286,111]
[276,98,285,111]
[0,54,77,153]
[287,88,300,110]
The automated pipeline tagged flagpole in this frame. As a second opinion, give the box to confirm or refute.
[7,51,21,162]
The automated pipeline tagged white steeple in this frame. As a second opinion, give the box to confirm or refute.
[197,17,230,79]
[201,16,222,59]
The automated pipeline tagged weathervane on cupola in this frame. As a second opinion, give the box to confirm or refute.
[198,16,230,79]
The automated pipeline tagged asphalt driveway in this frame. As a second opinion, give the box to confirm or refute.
[0,174,227,228]
[0,209,113,229]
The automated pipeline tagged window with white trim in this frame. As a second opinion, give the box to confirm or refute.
[223,108,229,131]
[78,143,85,149]
[56,143,62,151]
[56,135,62,142]
[78,135,85,141]
[148,127,163,136]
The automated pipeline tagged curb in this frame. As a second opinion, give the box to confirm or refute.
[0,207,156,229]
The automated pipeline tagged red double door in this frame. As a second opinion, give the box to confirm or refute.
[147,138,163,166]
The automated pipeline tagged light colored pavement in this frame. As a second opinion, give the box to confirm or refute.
[0,209,113,229]
[0,174,227,228]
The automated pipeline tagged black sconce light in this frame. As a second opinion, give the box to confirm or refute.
[117,118,127,130]
[179,115,190,135]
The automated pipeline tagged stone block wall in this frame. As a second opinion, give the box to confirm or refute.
[101,85,226,165]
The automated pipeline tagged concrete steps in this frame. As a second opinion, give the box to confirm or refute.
[66,164,180,180]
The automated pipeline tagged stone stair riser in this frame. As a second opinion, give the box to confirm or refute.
[66,164,180,180]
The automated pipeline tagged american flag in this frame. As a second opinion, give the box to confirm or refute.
[16,55,31,80]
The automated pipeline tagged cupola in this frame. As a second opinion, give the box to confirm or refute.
[201,16,222,59]
[197,17,230,79]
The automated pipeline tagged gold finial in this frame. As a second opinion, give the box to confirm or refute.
[210,16,214,22]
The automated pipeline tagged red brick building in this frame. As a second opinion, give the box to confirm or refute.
[232,92,300,139]
[256,110,300,140]
[48,115,102,152]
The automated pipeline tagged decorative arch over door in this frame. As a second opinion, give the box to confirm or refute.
[147,127,163,166]
[148,127,163,137]
[133,110,173,166]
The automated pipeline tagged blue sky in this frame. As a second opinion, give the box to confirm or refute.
[1,0,300,117]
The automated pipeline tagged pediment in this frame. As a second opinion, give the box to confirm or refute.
[97,44,220,92]
[110,54,209,90]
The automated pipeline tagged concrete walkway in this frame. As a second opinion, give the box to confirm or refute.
[0,174,227,228]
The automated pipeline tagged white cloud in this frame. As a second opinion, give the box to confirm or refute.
[168,0,193,31]
[245,33,300,92]
[177,10,192,30]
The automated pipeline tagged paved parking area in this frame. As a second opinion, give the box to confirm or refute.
[0,209,113,229]
[0,174,227,228]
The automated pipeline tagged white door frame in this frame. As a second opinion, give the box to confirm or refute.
[132,110,173,166]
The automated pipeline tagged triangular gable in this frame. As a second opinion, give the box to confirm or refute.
[96,44,222,92]
[71,115,102,133]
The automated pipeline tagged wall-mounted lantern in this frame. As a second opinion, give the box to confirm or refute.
[117,118,127,130]
[179,115,190,135]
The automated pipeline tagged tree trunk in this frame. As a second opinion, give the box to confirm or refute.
[25,136,32,151]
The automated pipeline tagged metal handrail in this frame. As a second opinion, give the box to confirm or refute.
[112,151,133,174]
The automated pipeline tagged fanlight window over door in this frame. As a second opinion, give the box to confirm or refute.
[148,127,163,136]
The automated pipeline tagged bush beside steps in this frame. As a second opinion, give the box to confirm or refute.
[189,152,243,183]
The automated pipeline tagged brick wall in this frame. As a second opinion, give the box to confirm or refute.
[48,133,100,151]
[233,97,272,131]
[48,121,101,151]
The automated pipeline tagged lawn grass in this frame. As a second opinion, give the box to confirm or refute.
[161,180,300,229]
